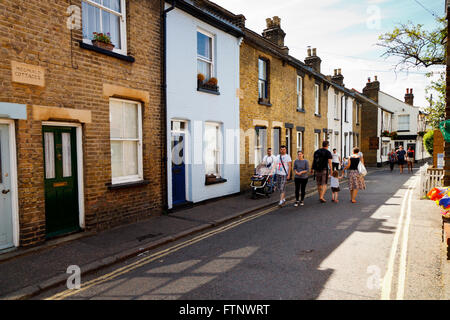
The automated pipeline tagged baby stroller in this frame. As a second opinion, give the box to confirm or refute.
[250,162,275,199]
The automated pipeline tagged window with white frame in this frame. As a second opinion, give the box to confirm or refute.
[297,131,303,152]
[344,97,348,122]
[398,115,410,131]
[255,127,267,167]
[258,59,268,100]
[297,76,303,110]
[82,0,127,54]
[314,84,320,115]
[197,30,214,81]
[334,93,339,119]
[356,103,360,123]
[314,132,320,150]
[204,122,221,176]
[109,99,143,184]
[334,133,339,151]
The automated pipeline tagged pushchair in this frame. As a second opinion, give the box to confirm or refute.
[250,162,275,199]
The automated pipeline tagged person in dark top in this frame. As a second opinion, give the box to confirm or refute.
[312,141,333,203]
[293,151,309,207]
[388,149,397,172]
[407,147,415,173]
[344,147,366,203]
[396,146,407,174]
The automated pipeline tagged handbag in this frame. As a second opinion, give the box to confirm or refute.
[358,160,367,176]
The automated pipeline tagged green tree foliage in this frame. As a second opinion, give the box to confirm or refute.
[424,72,445,129]
[423,130,434,156]
[378,18,446,69]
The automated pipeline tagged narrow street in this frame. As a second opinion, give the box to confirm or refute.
[36,169,446,300]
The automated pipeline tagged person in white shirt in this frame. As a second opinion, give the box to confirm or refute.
[275,145,292,207]
[331,148,341,171]
[262,148,276,170]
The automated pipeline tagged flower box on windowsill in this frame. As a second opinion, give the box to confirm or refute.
[92,40,115,51]
[258,98,272,107]
[197,80,220,95]
[205,174,227,186]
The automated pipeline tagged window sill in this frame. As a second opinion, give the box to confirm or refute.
[356,123,360,126]
[258,99,272,107]
[314,113,321,118]
[79,41,135,62]
[334,118,340,121]
[106,180,150,190]
[205,177,227,186]
[297,108,305,113]
[197,87,220,95]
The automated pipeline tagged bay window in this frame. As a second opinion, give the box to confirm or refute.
[109,99,143,184]
[82,0,127,54]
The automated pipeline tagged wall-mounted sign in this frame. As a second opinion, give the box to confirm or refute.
[369,137,379,150]
[11,61,45,87]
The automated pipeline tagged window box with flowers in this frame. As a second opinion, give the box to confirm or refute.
[92,32,115,51]
[381,130,390,137]
[389,131,398,140]
[197,74,220,95]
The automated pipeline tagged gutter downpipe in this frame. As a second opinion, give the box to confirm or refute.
[162,0,176,212]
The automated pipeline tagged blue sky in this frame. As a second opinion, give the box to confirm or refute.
[213,0,445,107]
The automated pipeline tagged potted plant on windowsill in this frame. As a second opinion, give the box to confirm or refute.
[92,32,115,51]
[205,174,218,184]
[389,131,398,140]
[198,74,219,92]
[381,130,390,137]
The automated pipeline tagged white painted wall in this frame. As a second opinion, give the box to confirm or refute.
[166,7,241,209]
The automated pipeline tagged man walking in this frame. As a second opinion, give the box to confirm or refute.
[275,145,292,207]
[312,141,333,203]
[331,148,341,171]
[396,146,407,174]
[262,148,276,170]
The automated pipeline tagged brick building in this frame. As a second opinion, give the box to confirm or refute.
[0,0,165,250]
[239,17,329,190]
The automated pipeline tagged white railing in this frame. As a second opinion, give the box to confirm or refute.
[419,163,444,198]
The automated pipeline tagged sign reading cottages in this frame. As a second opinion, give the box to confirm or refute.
[11,61,45,87]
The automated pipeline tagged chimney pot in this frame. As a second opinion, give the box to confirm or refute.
[338,68,342,75]
[374,75,378,81]
[307,47,311,57]
[368,77,371,83]
[410,88,413,93]
[312,48,317,56]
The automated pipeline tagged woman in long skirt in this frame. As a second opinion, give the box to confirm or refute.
[344,147,366,203]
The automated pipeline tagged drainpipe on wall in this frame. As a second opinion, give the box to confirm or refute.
[161,0,176,212]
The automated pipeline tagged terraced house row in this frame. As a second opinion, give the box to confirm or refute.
[0,0,424,251]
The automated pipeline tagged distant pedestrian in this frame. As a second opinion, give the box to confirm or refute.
[293,151,309,207]
[275,145,292,207]
[396,146,407,174]
[330,170,343,203]
[312,141,333,203]
[388,149,397,172]
[344,147,366,203]
[407,147,415,173]
[331,148,341,172]
[342,157,349,178]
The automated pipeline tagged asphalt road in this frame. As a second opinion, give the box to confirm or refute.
[36,168,444,300]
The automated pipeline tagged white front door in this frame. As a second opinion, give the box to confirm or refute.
[0,124,13,250]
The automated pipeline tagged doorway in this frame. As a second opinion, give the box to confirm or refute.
[171,121,187,206]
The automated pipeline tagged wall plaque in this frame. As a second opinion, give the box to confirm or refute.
[11,61,45,87]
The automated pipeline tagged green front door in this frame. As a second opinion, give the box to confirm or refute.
[43,126,79,238]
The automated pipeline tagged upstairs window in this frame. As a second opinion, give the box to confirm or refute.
[314,84,320,115]
[258,59,269,100]
[334,94,339,119]
[197,31,214,81]
[398,115,410,131]
[82,0,127,54]
[344,97,348,122]
[297,76,303,110]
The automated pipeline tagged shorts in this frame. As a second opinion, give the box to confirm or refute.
[332,163,340,171]
[331,187,340,193]
[315,170,328,186]
[276,174,287,193]
[398,159,406,165]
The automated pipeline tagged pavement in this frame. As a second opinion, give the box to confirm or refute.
[0,173,323,300]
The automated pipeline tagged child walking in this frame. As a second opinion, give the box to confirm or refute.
[330,170,343,203]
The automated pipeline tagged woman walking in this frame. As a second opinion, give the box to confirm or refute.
[293,151,309,207]
[344,147,366,203]
[388,149,397,172]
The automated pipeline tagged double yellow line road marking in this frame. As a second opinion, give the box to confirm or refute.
[46,204,282,300]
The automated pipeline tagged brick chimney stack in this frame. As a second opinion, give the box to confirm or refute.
[363,75,380,102]
[405,88,414,105]
[262,16,289,53]
[305,47,322,73]
[331,68,344,86]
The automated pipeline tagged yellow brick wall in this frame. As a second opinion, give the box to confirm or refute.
[239,41,328,190]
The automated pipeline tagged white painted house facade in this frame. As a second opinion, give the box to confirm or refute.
[165,0,243,209]
[327,70,355,160]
